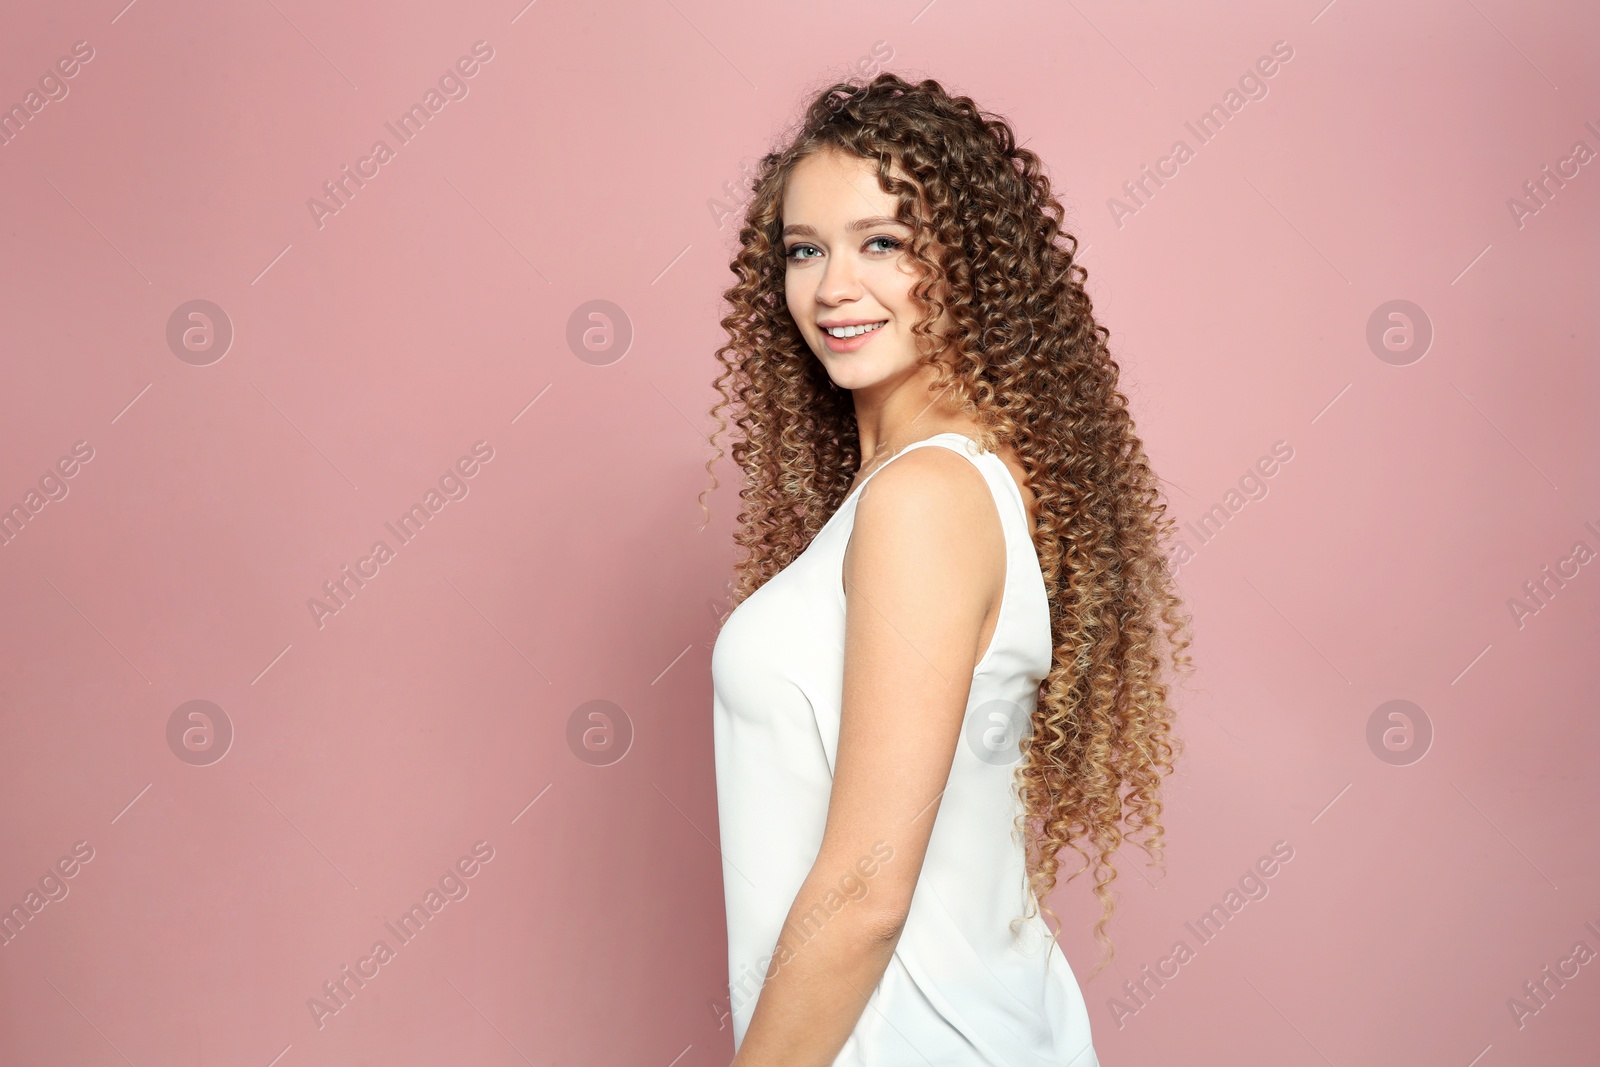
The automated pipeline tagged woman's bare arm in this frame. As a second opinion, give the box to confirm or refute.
[731,447,1005,1067]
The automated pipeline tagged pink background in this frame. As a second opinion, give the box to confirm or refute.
[2,0,1596,1064]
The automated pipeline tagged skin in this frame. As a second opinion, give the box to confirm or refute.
[727,147,1039,1066]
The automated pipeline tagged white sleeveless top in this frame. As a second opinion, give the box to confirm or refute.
[712,432,1099,1066]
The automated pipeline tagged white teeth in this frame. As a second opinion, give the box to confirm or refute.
[825,321,886,338]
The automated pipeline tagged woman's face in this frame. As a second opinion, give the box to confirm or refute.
[780,149,948,394]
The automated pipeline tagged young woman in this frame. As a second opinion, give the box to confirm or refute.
[705,73,1192,1066]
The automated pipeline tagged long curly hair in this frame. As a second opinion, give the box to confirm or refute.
[701,72,1193,973]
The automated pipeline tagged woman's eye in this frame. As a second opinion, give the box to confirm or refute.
[785,238,901,261]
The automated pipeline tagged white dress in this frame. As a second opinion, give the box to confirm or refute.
[712,432,1099,1066]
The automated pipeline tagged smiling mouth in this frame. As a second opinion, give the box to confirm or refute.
[823,321,888,338]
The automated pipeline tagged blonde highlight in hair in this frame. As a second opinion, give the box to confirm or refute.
[700,72,1194,974]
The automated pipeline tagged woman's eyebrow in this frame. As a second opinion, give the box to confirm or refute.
[781,215,909,238]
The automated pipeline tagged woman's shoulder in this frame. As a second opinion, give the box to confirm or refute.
[857,434,1038,531]
[846,444,1007,591]
[853,438,994,515]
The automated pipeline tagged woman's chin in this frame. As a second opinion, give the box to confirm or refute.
[815,355,907,393]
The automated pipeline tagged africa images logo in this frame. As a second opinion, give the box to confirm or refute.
[306,41,496,230]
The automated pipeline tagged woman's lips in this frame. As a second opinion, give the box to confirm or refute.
[820,321,887,353]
